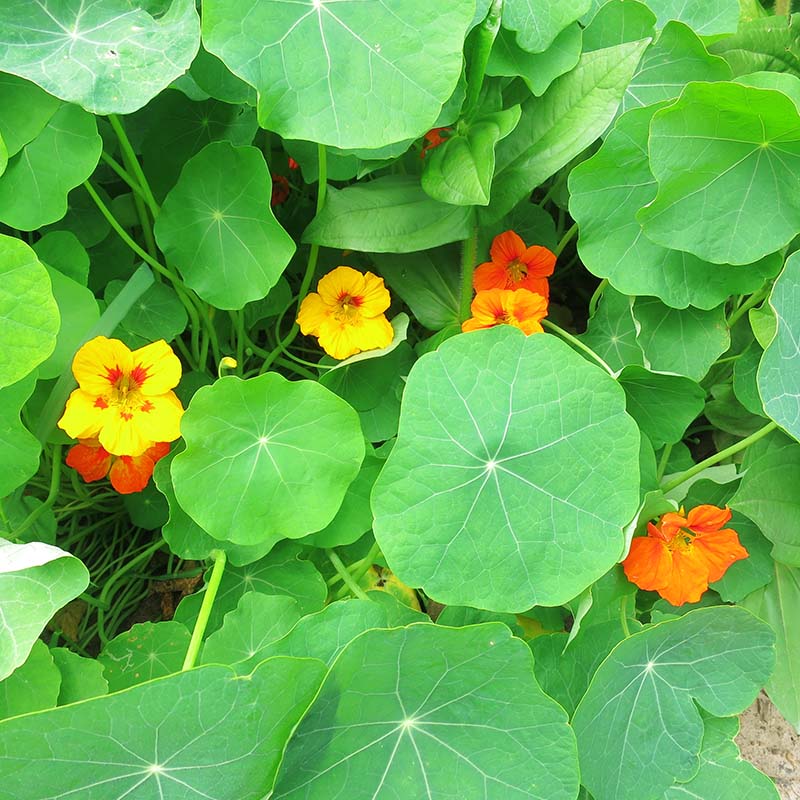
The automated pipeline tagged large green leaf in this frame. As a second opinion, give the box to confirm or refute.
[202,0,473,149]
[303,176,475,253]
[742,563,800,731]
[272,623,580,799]
[582,0,656,51]
[0,1,200,114]
[569,103,781,309]
[643,0,739,34]
[172,374,364,546]
[502,0,590,52]
[489,39,648,221]
[0,73,60,158]
[573,606,775,800]
[0,103,101,230]
[372,326,641,611]
[758,252,800,442]
[0,374,40,497]
[580,287,644,372]
[0,640,60,720]
[154,141,295,310]
[33,230,90,285]
[731,442,800,565]
[708,14,800,77]
[638,82,800,265]
[50,648,108,706]
[0,658,326,799]
[0,539,88,682]
[106,279,188,350]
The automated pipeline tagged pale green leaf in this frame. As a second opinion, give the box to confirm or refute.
[50,648,108,706]
[502,0,590,52]
[0,374,40,497]
[643,0,740,35]
[0,640,59,720]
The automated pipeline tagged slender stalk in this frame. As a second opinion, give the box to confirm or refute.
[459,224,479,322]
[334,540,382,600]
[726,282,772,328]
[542,319,615,376]
[13,446,62,539]
[462,0,503,120]
[554,222,579,257]
[776,0,791,15]
[108,114,160,217]
[326,549,371,601]
[588,278,608,318]
[619,594,631,638]
[655,443,673,483]
[100,152,147,200]
[660,420,778,493]
[182,549,227,670]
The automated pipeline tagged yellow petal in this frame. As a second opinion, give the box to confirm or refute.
[57,388,108,440]
[297,292,331,335]
[72,336,133,397]
[97,411,154,457]
[358,272,391,317]
[317,319,363,360]
[133,391,185,445]
[354,314,394,350]
[131,340,182,396]
[316,266,366,305]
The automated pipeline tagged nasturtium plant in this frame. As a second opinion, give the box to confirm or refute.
[1,1,798,797]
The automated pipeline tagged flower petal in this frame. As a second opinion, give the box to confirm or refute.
[133,392,184,445]
[517,275,550,299]
[686,504,732,533]
[316,266,366,305]
[469,289,505,324]
[660,545,710,606]
[58,388,109,441]
[489,230,526,265]
[520,245,556,278]
[109,453,156,494]
[316,319,363,360]
[509,289,548,327]
[358,272,391,317]
[297,292,331,335]
[473,261,511,292]
[71,336,133,396]
[66,440,112,483]
[694,528,749,583]
[97,410,155,458]
[623,536,672,591]
[131,340,183,396]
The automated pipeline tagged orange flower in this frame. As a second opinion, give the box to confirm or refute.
[622,505,749,606]
[66,439,170,494]
[287,157,299,170]
[420,127,451,158]
[297,266,394,360]
[462,288,548,335]
[474,230,556,298]
[57,337,184,457]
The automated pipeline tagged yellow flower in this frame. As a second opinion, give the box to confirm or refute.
[58,336,184,457]
[297,266,394,360]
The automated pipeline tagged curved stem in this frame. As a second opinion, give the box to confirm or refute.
[542,319,615,376]
[13,446,62,539]
[660,420,778,493]
[588,278,608,318]
[554,222,578,258]
[656,443,673,483]
[108,114,160,218]
[459,224,479,323]
[619,594,631,638]
[182,549,227,670]
[726,282,772,328]
[326,548,371,601]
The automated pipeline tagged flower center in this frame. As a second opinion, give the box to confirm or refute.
[333,293,363,323]
[667,529,695,552]
[507,259,528,284]
[96,365,153,420]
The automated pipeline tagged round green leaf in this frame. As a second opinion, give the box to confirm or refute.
[569,103,781,309]
[0,73,60,158]
[582,0,656,51]
[202,0,474,149]
[272,623,580,800]
[573,606,775,800]
[758,252,800,441]
[106,279,188,348]
[0,539,89,682]
[50,648,108,706]
[0,0,201,114]
[173,374,364,546]
[0,658,326,800]
[638,82,800,265]
[189,45,257,105]
[708,15,800,77]
[0,640,60,720]
[154,141,295,309]
[33,231,90,285]
[0,104,101,230]
[580,287,644,371]
[372,326,641,611]
[644,0,739,35]
[502,0,590,53]
[0,374,40,498]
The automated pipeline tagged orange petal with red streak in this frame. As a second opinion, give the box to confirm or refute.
[622,536,673,592]
[694,528,749,583]
[66,441,112,483]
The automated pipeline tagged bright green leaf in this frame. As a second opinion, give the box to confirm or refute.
[155,142,296,310]
[172,374,364,546]
[0,658,326,799]
[502,0,590,52]
[708,13,800,77]
[582,0,656,51]
[33,231,90,285]
[638,82,800,265]
[581,287,644,371]
[189,45,257,105]
[0,1,201,114]
[643,0,739,35]
[202,0,473,149]
[0,538,88,682]
[303,175,475,253]
[50,648,108,706]
[710,512,775,602]
[0,73,60,157]
[734,340,767,416]
[0,640,59,720]
[0,374,40,497]
[273,623,580,799]
[573,606,775,800]
[372,326,641,611]
[106,279,188,349]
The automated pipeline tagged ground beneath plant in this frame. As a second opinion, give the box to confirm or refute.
[739,694,800,799]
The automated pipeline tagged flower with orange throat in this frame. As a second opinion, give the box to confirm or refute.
[420,127,451,157]
[66,439,170,494]
[462,288,548,335]
[58,336,184,457]
[622,505,749,606]
[474,230,556,298]
[297,266,394,360]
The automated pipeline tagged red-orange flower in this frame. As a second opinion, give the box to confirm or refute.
[66,439,170,495]
[462,288,548,335]
[271,174,290,206]
[474,230,556,298]
[287,157,299,170]
[622,505,749,606]
[420,127,451,157]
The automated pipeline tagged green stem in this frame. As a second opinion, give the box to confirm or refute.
[588,278,608,318]
[261,144,328,373]
[108,114,160,218]
[542,319,615,376]
[182,549,227,670]
[462,0,503,120]
[334,540,382,599]
[100,151,148,201]
[656,443,673,483]
[554,222,578,258]
[232,311,245,373]
[459,224,479,323]
[274,356,317,380]
[775,0,791,15]
[326,549,371,601]
[13,446,62,539]
[726,282,772,328]
[660,420,778,493]
[619,594,631,638]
